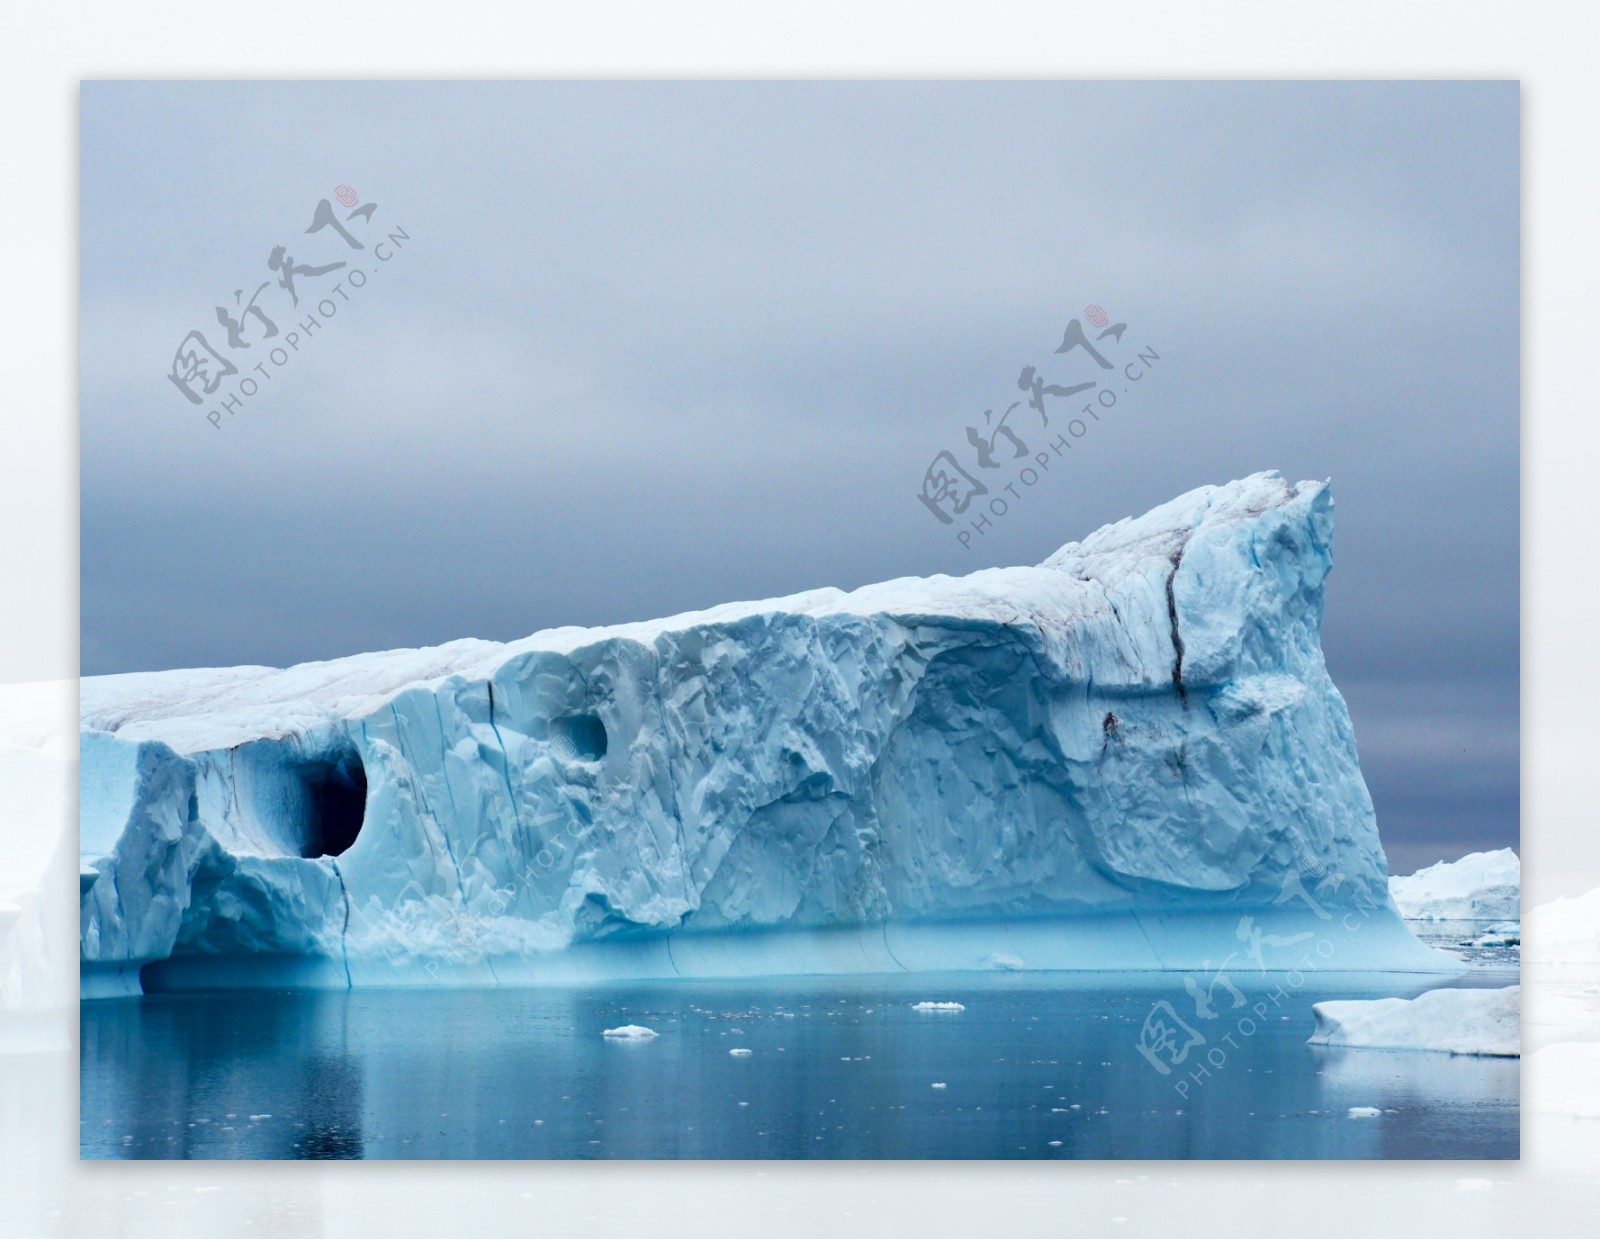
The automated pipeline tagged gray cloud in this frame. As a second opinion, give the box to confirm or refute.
[81,81,1518,867]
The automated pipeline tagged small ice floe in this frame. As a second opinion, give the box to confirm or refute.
[911,1001,966,1013]
[931,1082,948,1089]
[729,1048,753,1056]
[602,1024,658,1040]
[1346,1106,1382,1118]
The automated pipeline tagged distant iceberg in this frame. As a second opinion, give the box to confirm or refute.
[1389,849,1520,922]
[1308,986,1520,1057]
[79,472,1452,995]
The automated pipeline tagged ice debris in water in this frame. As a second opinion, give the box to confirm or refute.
[602,1025,658,1040]
[912,1001,966,1012]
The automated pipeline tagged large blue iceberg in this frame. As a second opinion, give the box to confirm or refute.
[79,472,1450,995]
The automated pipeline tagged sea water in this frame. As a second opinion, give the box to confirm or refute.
[80,966,1517,1160]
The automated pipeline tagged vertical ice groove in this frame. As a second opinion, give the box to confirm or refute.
[1165,544,1188,706]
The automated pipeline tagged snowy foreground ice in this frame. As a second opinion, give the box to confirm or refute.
[1524,887,1600,964]
[1308,986,1521,1057]
[1389,848,1521,922]
[78,472,1453,995]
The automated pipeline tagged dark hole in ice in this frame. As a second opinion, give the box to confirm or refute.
[550,713,607,761]
[300,749,367,858]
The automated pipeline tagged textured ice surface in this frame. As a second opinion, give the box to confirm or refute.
[1389,849,1520,922]
[79,472,1451,994]
[1308,986,1520,1056]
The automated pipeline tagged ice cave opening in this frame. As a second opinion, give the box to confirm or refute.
[298,747,367,858]
[550,713,607,761]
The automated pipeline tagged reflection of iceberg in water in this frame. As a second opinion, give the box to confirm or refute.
[1312,1040,1521,1114]
[79,990,368,1159]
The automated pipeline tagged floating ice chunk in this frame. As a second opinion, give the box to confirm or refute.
[931,1082,947,1089]
[1310,987,1519,1057]
[729,1048,752,1056]
[602,1024,658,1040]
[912,1001,966,1013]
[1473,922,1520,947]
[1346,1107,1382,1118]
[1389,849,1519,922]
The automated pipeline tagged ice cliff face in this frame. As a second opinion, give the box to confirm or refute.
[80,472,1444,993]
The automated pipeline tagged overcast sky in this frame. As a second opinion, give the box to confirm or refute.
[80,81,1518,872]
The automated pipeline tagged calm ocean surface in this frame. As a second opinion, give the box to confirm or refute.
[80,960,1518,1160]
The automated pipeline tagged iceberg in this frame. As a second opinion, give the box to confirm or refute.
[79,472,1452,995]
[1388,849,1520,922]
[1308,986,1520,1056]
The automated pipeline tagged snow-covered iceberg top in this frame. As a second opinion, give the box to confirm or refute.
[79,472,1450,993]
[1389,849,1520,922]
[1308,986,1520,1057]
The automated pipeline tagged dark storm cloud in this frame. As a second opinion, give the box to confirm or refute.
[80,81,1518,864]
